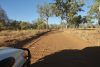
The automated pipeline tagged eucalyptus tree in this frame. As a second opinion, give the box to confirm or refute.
[51,0,84,28]
[67,0,84,23]
[37,4,53,29]
[51,0,66,29]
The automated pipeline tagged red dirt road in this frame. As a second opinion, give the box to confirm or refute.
[26,31,92,64]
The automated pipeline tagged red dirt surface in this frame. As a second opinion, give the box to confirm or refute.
[25,31,94,64]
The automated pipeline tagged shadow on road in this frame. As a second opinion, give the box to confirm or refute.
[31,46,100,67]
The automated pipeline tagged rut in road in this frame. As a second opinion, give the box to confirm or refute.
[28,31,90,63]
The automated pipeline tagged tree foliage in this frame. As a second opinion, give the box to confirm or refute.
[0,6,9,24]
[38,4,53,29]
[9,20,20,30]
[20,21,30,30]
[51,0,84,27]
[88,0,100,25]
[32,18,46,30]
[95,0,100,2]
[0,19,6,30]
[9,20,32,30]
[0,6,9,30]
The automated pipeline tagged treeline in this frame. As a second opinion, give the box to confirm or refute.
[37,0,100,28]
[0,19,48,31]
[0,6,60,31]
[0,0,100,31]
[0,18,60,31]
[0,6,48,31]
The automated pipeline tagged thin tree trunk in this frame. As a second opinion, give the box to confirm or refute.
[61,18,63,31]
[98,18,100,25]
[46,17,49,29]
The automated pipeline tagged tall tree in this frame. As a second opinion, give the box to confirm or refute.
[0,6,9,24]
[38,4,52,29]
[51,0,66,29]
[0,6,9,30]
[51,0,84,28]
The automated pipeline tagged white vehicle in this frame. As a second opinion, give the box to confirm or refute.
[0,47,31,67]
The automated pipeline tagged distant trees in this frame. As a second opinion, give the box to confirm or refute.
[0,19,6,30]
[49,24,60,29]
[32,18,46,30]
[9,20,33,30]
[0,6,47,31]
[9,20,20,30]
[0,18,47,31]
[20,21,31,30]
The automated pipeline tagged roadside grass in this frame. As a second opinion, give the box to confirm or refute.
[0,29,48,47]
[65,28,100,46]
